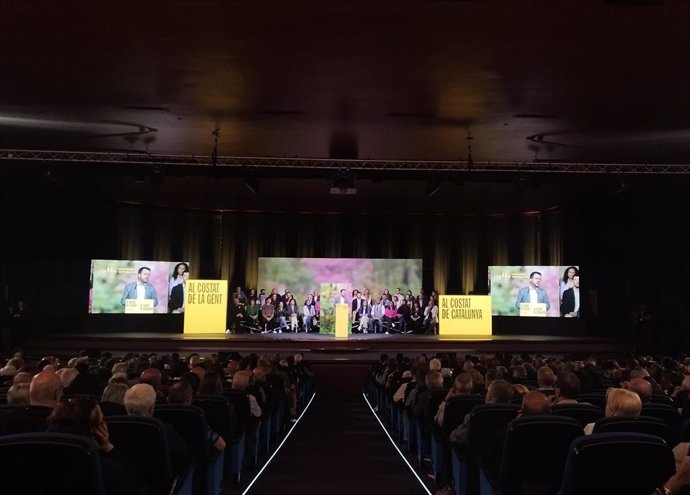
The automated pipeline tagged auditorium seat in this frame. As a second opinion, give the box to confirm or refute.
[551,403,604,427]
[107,415,193,495]
[576,392,606,411]
[640,403,681,441]
[155,405,224,495]
[452,404,519,495]
[592,416,673,446]
[480,415,582,495]
[0,432,105,495]
[559,433,675,495]
[0,404,51,435]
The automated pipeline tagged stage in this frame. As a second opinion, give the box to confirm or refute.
[21,331,628,362]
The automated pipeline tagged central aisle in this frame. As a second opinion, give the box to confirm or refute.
[246,394,430,495]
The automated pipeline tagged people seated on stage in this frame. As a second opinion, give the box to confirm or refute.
[423,296,439,334]
[302,294,315,333]
[383,303,399,334]
[370,297,385,334]
[287,297,299,332]
[229,297,247,333]
[351,289,362,321]
[275,301,289,332]
[396,299,411,334]
[362,288,372,307]
[246,298,261,331]
[409,301,423,333]
[261,300,280,333]
[381,289,392,307]
[312,292,320,329]
[394,288,404,305]
[358,298,372,333]
[417,288,428,309]
[232,286,248,305]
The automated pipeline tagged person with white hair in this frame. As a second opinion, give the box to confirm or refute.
[124,383,191,477]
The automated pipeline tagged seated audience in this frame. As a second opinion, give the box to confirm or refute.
[626,377,654,404]
[167,381,226,452]
[124,383,192,478]
[449,379,513,445]
[583,387,642,435]
[7,382,30,405]
[47,398,141,495]
[548,372,581,405]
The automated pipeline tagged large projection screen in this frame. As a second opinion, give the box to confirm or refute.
[488,265,581,317]
[89,259,190,314]
[258,257,423,301]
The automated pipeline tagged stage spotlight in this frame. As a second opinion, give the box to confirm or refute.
[244,175,259,194]
[426,179,442,197]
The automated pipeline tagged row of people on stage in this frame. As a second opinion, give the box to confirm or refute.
[228,286,441,334]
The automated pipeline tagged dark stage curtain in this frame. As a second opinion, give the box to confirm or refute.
[116,206,564,295]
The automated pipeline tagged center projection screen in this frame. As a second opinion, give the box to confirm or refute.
[257,258,423,300]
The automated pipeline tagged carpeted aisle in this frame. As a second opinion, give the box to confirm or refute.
[245,394,430,495]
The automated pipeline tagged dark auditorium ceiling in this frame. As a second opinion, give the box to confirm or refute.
[1,0,688,164]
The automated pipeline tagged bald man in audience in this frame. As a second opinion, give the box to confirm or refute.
[520,390,551,416]
[30,371,64,408]
[0,371,63,434]
[626,377,653,404]
[140,367,166,403]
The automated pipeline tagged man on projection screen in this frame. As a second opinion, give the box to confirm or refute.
[515,271,550,311]
[120,266,159,307]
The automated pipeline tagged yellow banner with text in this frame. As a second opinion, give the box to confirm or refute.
[439,295,492,336]
[183,280,228,334]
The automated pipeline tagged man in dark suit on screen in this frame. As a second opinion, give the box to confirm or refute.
[515,271,551,311]
[120,266,159,307]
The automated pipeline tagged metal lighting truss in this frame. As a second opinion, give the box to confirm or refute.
[1,149,689,175]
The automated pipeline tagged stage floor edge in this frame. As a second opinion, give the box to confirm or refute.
[22,331,629,359]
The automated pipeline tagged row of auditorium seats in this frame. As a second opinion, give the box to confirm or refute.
[366,371,687,495]
[0,354,315,495]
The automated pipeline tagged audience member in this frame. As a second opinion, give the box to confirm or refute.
[7,382,30,405]
[124,383,192,478]
[584,387,642,435]
[167,381,226,452]
[47,398,141,495]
